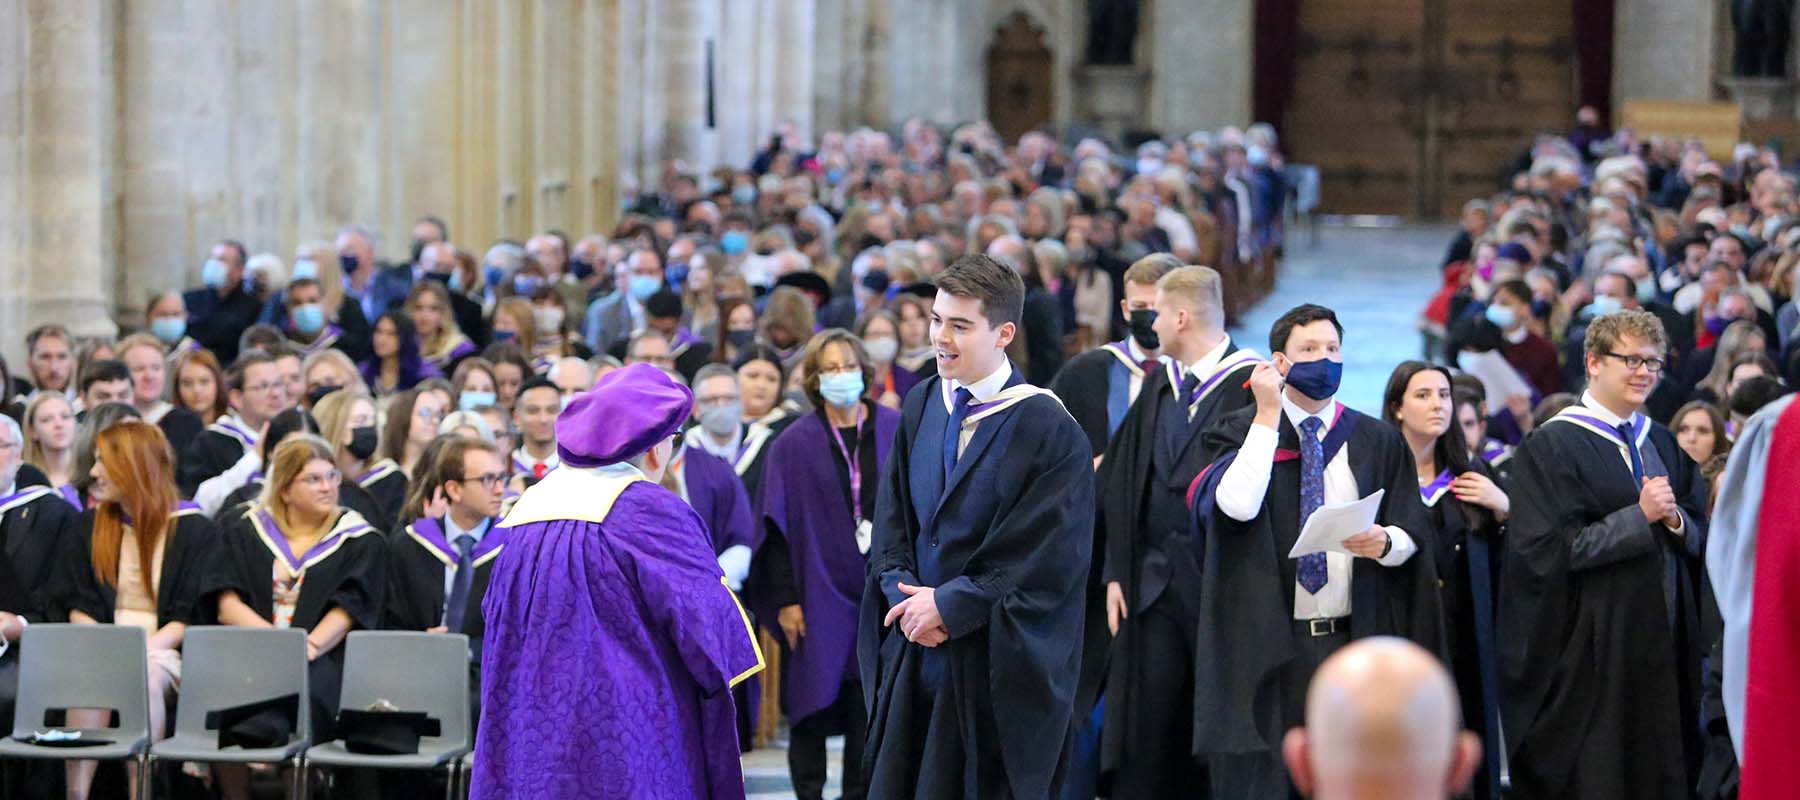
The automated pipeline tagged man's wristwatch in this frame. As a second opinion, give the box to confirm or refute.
[1377,534,1393,559]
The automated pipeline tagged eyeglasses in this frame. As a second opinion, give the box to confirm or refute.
[816,364,860,376]
[1601,352,1665,373]
[416,407,445,422]
[295,469,342,488]
[459,472,506,488]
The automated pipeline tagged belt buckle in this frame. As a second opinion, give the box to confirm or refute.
[1308,618,1336,637]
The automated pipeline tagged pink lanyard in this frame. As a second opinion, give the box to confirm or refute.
[827,408,867,523]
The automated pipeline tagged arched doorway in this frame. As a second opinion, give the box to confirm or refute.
[986,12,1054,143]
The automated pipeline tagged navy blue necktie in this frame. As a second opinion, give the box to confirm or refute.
[444,533,476,632]
[942,387,975,482]
[1178,371,1201,409]
[1617,422,1645,483]
[1297,416,1329,594]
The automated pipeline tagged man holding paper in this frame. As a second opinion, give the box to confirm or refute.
[1186,303,1441,797]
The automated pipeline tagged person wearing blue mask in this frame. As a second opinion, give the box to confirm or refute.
[585,245,665,358]
[144,292,202,362]
[180,239,264,364]
[282,279,345,357]
[1185,303,1442,797]
[1480,279,1562,398]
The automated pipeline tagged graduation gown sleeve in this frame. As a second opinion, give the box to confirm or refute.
[1050,349,1118,457]
[54,510,221,628]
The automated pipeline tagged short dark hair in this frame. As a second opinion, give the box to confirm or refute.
[518,376,560,400]
[1493,279,1533,306]
[226,351,280,393]
[934,254,1023,329]
[79,359,131,394]
[1269,303,1344,354]
[217,239,248,269]
[1728,376,1787,419]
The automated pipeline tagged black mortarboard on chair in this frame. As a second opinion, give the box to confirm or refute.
[205,693,300,749]
[335,708,441,755]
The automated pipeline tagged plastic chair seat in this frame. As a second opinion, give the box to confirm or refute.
[0,733,148,762]
[303,740,469,770]
[151,731,311,763]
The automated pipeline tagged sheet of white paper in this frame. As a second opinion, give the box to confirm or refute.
[1460,349,1534,411]
[1288,489,1385,558]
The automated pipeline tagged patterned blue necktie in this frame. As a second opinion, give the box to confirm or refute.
[1617,422,1645,483]
[942,387,975,482]
[444,533,476,632]
[1297,416,1329,594]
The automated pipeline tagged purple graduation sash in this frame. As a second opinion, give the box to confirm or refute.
[301,326,343,357]
[209,417,260,450]
[1420,469,1455,508]
[0,485,55,516]
[1102,340,1148,377]
[55,484,81,510]
[356,459,401,488]
[406,516,507,568]
[1164,348,1265,412]
[250,506,375,573]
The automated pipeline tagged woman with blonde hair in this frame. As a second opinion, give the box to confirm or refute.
[407,280,477,374]
[489,297,539,361]
[1694,320,1768,406]
[312,388,393,531]
[58,421,218,799]
[301,348,368,406]
[22,391,78,506]
[211,436,382,741]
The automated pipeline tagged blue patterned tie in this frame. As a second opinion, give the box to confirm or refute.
[1617,422,1645,483]
[942,387,975,482]
[1297,416,1329,594]
[444,534,476,632]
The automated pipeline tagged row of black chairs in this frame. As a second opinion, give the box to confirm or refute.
[0,626,472,799]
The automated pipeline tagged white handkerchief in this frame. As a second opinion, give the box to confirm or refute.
[1288,489,1385,558]
[856,519,873,554]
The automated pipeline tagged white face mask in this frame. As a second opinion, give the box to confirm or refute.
[864,337,898,364]
[533,305,565,334]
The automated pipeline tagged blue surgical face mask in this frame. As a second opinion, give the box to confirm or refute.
[150,317,187,344]
[513,275,543,296]
[1587,295,1624,318]
[448,270,465,293]
[1484,303,1518,330]
[291,258,320,281]
[291,303,326,335]
[826,167,845,185]
[818,372,865,408]
[493,329,517,342]
[721,230,749,256]
[459,390,497,411]
[201,258,228,289]
[1636,277,1657,304]
[667,263,691,287]
[483,264,506,288]
[629,275,663,302]
[732,185,756,205]
[1282,357,1343,402]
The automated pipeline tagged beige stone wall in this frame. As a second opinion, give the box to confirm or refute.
[1613,0,1721,109]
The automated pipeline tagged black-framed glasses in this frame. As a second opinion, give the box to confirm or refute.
[460,472,507,488]
[1602,352,1665,373]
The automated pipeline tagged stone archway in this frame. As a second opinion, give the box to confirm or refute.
[986,12,1055,143]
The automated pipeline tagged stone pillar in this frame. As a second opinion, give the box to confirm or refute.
[1613,0,1718,109]
[775,0,816,145]
[1149,0,1253,134]
[659,0,715,169]
[7,0,119,347]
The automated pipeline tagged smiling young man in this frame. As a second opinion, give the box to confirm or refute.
[1499,309,1709,800]
[1185,303,1441,796]
[858,254,1095,799]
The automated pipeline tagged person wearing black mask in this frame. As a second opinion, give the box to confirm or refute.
[418,241,490,345]
[310,388,395,532]
[1050,254,1181,458]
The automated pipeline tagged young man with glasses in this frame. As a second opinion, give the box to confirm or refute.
[385,436,509,716]
[1499,309,1710,799]
[178,351,290,498]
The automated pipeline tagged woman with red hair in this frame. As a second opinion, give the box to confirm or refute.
[55,420,219,799]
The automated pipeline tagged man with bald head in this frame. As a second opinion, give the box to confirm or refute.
[1282,638,1481,800]
[548,357,595,402]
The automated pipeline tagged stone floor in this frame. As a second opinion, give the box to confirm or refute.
[735,221,1453,798]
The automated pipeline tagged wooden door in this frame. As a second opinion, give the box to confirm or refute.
[987,13,1055,144]
[1282,0,1574,218]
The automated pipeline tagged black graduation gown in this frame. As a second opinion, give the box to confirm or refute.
[155,406,204,457]
[207,507,385,739]
[0,487,83,728]
[1051,347,1127,457]
[857,370,1095,799]
[383,517,501,719]
[1420,464,1506,800]
[1499,416,1709,800]
[177,425,255,499]
[1092,357,1256,778]
[356,460,410,535]
[1186,404,1443,793]
[54,506,220,630]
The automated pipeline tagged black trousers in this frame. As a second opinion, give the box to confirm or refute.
[790,679,868,800]
[1208,625,1349,799]
[1111,590,1207,799]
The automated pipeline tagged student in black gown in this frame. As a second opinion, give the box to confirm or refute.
[1500,309,1709,800]
[1186,304,1441,797]
[1050,253,1179,460]
[216,407,387,535]
[210,435,384,751]
[384,434,506,722]
[178,350,291,499]
[858,255,1095,799]
[55,421,220,798]
[310,388,393,533]
[1095,265,1261,797]
[1382,361,1510,800]
[0,415,82,800]
[362,387,444,525]
[731,346,800,499]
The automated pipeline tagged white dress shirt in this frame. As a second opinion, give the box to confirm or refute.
[1214,392,1418,619]
[441,513,491,604]
[1574,391,1684,533]
[1168,335,1234,419]
[941,359,1014,458]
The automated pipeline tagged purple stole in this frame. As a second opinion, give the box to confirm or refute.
[54,484,81,510]
[0,485,56,516]
[405,516,507,569]
[249,506,375,573]
[300,326,343,357]
[210,416,260,451]
[1420,469,1455,508]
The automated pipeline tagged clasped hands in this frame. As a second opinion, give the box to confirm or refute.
[883,582,948,647]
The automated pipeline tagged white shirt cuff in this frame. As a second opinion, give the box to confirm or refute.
[717,545,753,592]
[1376,526,1417,567]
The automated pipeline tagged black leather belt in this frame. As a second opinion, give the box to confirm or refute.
[1297,617,1350,637]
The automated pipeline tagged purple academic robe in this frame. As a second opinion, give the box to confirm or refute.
[472,475,763,800]
[683,447,757,554]
[756,406,898,722]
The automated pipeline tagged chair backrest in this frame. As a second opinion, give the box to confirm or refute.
[336,631,470,749]
[8,624,149,740]
[171,626,311,745]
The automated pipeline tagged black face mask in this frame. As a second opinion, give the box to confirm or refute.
[570,258,596,281]
[348,426,379,461]
[410,239,428,267]
[422,271,451,285]
[1128,309,1160,350]
[727,330,756,349]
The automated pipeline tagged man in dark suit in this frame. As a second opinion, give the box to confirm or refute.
[339,225,412,322]
[182,239,264,364]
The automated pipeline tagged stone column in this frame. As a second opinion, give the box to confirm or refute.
[659,0,715,169]
[1149,0,1253,134]
[774,0,817,144]
[7,0,119,346]
[1613,0,1718,108]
